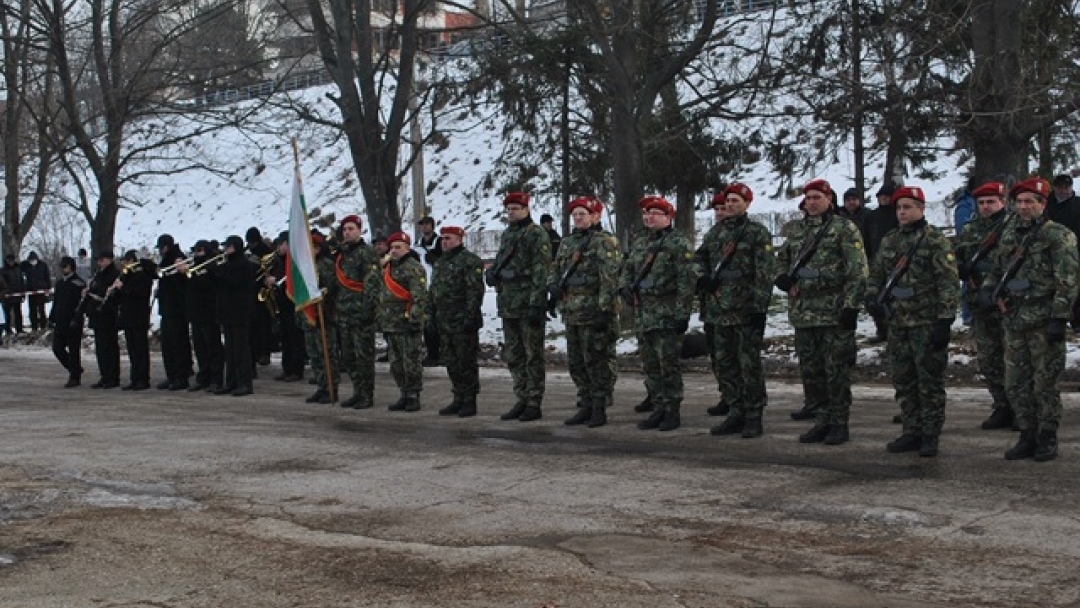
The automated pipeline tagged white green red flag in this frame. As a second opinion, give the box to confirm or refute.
[286,146,322,324]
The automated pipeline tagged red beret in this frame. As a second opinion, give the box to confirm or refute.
[802,179,832,196]
[310,232,325,246]
[723,182,753,203]
[503,192,530,207]
[710,192,725,207]
[1010,177,1051,200]
[387,231,411,246]
[439,226,465,238]
[340,214,362,229]
[891,186,926,205]
[972,182,1006,199]
[639,195,674,217]
[568,196,604,215]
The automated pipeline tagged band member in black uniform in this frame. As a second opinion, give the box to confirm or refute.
[185,240,224,392]
[266,232,305,381]
[156,234,193,390]
[246,226,274,368]
[214,235,256,396]
[114,250,157,391]
[50,256,87,387]
[85,251,121,388]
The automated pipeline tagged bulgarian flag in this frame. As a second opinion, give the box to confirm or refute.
[285,139,322,324]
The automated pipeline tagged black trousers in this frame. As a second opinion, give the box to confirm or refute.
[3,299,23,333]
[424,325,441,360]
[250,305,274,364]
[28,295,47,330]
[53,326,83,376]
[160,316,193,381]
[279,315,306,376]
[125,325,150,384]
[224,324,253,389]
[191,322,224,387]
[94,326,120,383]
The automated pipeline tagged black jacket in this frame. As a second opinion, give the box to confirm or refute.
[214,252,256,326]
[2,261,26,296]
[864,204,900,263]
[1046,193,1080,251]
[21,259,51,291]
[86,263,120,330]
[116,259,157,329]
[838,205,871,245]
[157,248,188,319]
[185,253,219,325]
[50,273,87,334]
[417,232,442,265]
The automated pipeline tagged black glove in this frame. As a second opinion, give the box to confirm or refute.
[774,274,794,292]
[839,308,858,331]
[68,319,81,332]
[673,318,689,335]
[976,287,997,312]
[484,267,499,287]
[527,306,547,326]
[957,265,969,282]
[546,295,559,317]
[747,312,767,335]
[1047,318,1067,343]
[619,286,635,306]
[547,284,564,302]
[463,317,482,334]
[696,276,718,295]
[593,311,612,333]
[864,295,885,318]
[929,319,952,350]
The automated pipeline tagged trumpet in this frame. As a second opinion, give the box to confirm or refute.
[186,253,226,277]
[158,257,192,277]
[254,252,277,282]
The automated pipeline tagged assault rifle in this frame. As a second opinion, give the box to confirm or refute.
[548,230,593,315]
[785,215,833,285]
[963,213,1013,286]
[873,228,927,319]
[990,216,1047,310]
[707,219,751,288]
[623,231,669,307]
[484,231,526,287]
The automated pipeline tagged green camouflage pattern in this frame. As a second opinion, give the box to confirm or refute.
[549,225,622,325]
[620,227,698,332]
[334,241,380,322]
[304,321,340,391]
[984,218,1079,331]
[640,330,684,413]
[441,331,480,400]
[430,245,485,334]
[954,209,1011,311]
[889,324,948,436]
[776,213,868,328]
[386,330,423,396]
[695,214,776,327]
[973,314,1008,409]
[713,324,767,421]
[868,220,959,328]
[377,254,428,333]
[503,317,545,406]
[566,324,617,406]
[794,327,855,425]
[492,217,551,318]
[340,321,375,400]
[1004,327,1065,431]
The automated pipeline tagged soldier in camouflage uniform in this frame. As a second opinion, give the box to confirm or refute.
[954,182,1014,430]
[620,196,697,432]
[485,192,551,422]
[983,177,1079,462]
[334,215,381,410]
[303,232,340,404]
[549,196,622,428]
[696,183,776,439]
[430,226,486,418]
[630,201,661,414]
[378,232,429,412]
[696,194,733,418]
[865,186,959,458]
[775,179,868,445]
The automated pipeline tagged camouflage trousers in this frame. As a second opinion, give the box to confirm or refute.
[704,323,729,407]
[340,321,375,400]
[1004,325,1065,432]
[503,318,546,406]
[888,324,948,437]
[972,313,1008,410]
[794,326,855,425]
[714,323,767,421]
[386,330,423,396]
[304,320,340,393]
[440,330,480,400]
[566,324,617,407]
[641,329,684,414]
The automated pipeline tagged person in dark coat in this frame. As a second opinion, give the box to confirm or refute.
[85,251,121,388]
[415,216,442,366]
[540,213,562,260]
[1,253,25,334]
[838,187,871,242]
[245,226,274,368]
[267,232,305,382]
[49,256,86,387]
[214,235,256,396]
[114,250,157,390]
[155,234,194,390]
[21,252,51,331]
[185,240,224,392]
[863,181,901,343]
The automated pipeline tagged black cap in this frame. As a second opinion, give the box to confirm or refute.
[60,256,76,270]
[194,239,211,251]
[1053,174,1073,187]
[843,188,860,199]
[123,250,139,262]
[156,234,175,249]
[78,248,87,256]
[417,216,435,226]
[224,235,244,252]
[876,182,897,197]
[27,251,39,260]
[540,214,554,223]
[245,227,262,243]
[275,230,289,244]
[97,250,115,260]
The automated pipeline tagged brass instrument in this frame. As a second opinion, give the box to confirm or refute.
[158,257,192,277]
[255,252,280,316]
[186,253,226,277]
[100,261,142,306]
[253,252,277,282]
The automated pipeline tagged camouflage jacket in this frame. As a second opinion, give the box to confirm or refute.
[867,219,959,328]
[620,226,698,332]
[983,216,1079,331]
[694,214,776,326]
[376,252,428,332]
[430,245,485,333]
[298,254,338,327]
[492,216,551,318]
[954,208,1012,316]
[334,240,380,324]
[776,213,868,328]
[548,225,622,325]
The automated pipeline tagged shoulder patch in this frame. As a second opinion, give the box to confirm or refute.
[853,241,862,250]
[764,243,773,252]
[946,252,955,262]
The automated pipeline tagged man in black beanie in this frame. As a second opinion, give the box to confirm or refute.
[49,256,86,387]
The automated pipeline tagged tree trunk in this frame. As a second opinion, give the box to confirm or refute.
[609,100,644,246]
[674,183,695,241]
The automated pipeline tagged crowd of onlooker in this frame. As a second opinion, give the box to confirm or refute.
[0,248,92,337]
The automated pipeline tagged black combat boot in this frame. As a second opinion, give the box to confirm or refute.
[707,401,730,416]
[587,403,607,428]
[305,389,327,403]
[740,418,763,439]
[64,374,81,388]
[710,415,745,436]
[980,407,1014,430]
[518,405,542,422]
[156,380,172,390]
[790,406,814,421]
[823,425,850,446]
[634,397,655,413]
[231,384,253,396]
[799,423,830,443]
[892,414,903,424]
[637,410,665,430]
[403,395,421,412]
[1033,429,1058,462]
[439,400,464,416]
[1005,430,1037,460]
[658,410,681,432]
[501,402,527,420]
[457,397,477,418]
[564,406,592,426]
[388,395,409,411]
[886,434,921,453]
[919,435,939,457]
